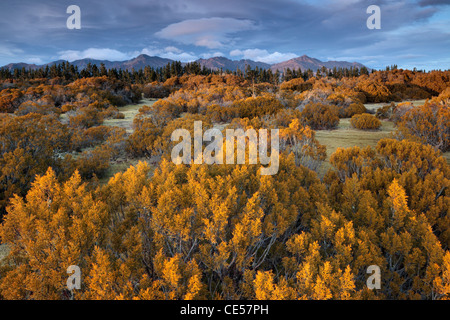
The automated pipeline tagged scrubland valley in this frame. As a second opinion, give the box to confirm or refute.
[0,62,449,300]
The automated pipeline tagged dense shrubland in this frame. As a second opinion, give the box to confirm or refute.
[0,64,449,300]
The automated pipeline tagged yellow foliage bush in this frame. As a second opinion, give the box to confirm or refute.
[350,113,381,130]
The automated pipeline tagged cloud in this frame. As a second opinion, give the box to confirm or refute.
[0,44,24,57]
[230,49,297,64]
[0,44,27,64]
[419,0,450,6]
[58,46,199,63]
[200,52,225,59]
[164,46,182,54]
[155,17,257,48]
[138,47,198,62]
[58,48,131,61]
[27,57,44,64]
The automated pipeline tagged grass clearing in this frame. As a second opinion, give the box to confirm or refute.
[315,118,395,175]
[60,98,157,132]
[99,99,159,183]
[103,98,157,133]
[364,99,427,112]
[61,99,159,185]
[444,152,450,164]
[0,244,9,265]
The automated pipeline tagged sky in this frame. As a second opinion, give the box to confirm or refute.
[0,0,449,70]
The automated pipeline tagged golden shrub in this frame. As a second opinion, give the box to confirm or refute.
[350,113,381,130]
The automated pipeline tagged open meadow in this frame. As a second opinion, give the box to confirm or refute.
[103,98,157,133]
[315,118,396,175]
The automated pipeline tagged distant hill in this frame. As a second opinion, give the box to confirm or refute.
[69,55,174,70]
[2,55,174,72]
[196,56,271,72]
[2,62,41,71]
[1,54,368,73]
[270,55,368,72]
[2,60,66,71]
[119,55,174,70]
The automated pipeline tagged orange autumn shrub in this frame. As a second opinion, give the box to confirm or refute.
[350,113,381,130]
[300,102,340,130]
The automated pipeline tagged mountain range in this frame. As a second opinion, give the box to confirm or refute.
[1,54,368,73]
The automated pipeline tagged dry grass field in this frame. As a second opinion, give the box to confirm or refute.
[0,244,9,264]
[315,118,395,175]
[99,99,158,184]
[315,99,450,175]
[364,99,428,112]
[103,98,157,133]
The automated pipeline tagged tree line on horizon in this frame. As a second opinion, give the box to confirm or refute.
[0,59,377,85]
